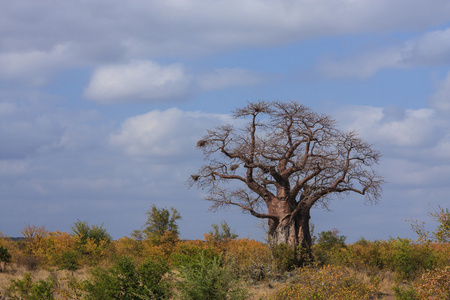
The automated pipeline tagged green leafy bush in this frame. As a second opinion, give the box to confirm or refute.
[270,243,296,272]
[6,272,56,300]
[55,250,81,274]
[389,238,436,281]
[72,220,112,247]
[0,245,11,271]
[313,229,347,266]
[83,256,171,299]
[170,243,219,269]
[392,285,418,300]
[177,252,248,300]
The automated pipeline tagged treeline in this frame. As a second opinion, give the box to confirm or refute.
[0,205,449,299]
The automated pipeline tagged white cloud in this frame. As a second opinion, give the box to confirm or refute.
[85,62,265,103]
[84,60,192,103]
[109,108,230,157]
[318,27,450,78]
[197,68,263,91]
[3,1,450,85]
[336,105,438,147]
[0,44,74,85]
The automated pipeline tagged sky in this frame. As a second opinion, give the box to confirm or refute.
[1,0,450,243]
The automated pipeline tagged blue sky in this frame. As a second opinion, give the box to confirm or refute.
[1,0,450,243]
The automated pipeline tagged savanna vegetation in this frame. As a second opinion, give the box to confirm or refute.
[0,205,449,299]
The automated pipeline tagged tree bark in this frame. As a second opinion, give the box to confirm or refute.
[268,205,313,265]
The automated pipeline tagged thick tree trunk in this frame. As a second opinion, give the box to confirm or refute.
[268,206,313,265]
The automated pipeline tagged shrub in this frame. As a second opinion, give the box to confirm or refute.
[392,285,418,300]
[6,272,56,300]
[346,239,386,270]
[115,236,143,259]
[0,245,11,271]
[313,229,347,266]
[204,221,238,247]
[15,253,41,271]
[83,255,171,299]
[72,220,112,245]
[143,205,181,240]
[223,239,270,279]
[271,265,379,300]
[415,266,450,299]
[177,252,248,300]
[56,250,81,274]
[270,243,296,272]
[389,238,436,281]
[170,241,218,268]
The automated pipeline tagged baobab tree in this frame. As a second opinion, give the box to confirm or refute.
[190,101,383,263]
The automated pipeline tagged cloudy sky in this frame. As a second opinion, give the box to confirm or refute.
[1,0,450,242]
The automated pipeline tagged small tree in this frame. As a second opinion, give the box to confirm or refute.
[0,245,11,272]
[409,205,450,244]
[204,221,238,244]
[190,101,383,264]
[71,220,112,245]
[143,205,181,241]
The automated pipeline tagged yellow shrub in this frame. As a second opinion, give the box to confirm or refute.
[114,237,143,258]
[271,265,379,300]
[415,266,450,299]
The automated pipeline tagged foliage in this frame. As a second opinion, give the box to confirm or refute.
[392,286,418,300]
[21,224,49,256]
[57,275,86,300]
[313,229,347,266]
[223,238,270,279]
[204,221,238,245]
[389,238,436,281]
[6,272,56,300]
[143,205,181,240]
[271,265,379,300]
[72,220,112,245]
[176,252,248,300]
[0,245,11,271]
[171,242,219,269]
[56,250,82,273]
[44,231,81,271]
[70,221,112,265]
[270,243,296,272]
[409,205,450,244]
[83,255,171,300]
[115,236,143,258]
[415,266,450,299]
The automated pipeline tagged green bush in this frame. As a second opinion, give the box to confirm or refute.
[177,252,248,300]
[170,244,219,269]
[72,220,112,246]
[390,238,436,281]
[313,230,347,266]
[0,245,11,271]
[55,250,81,274]
[270,243,296,272]
[392,285,418,300]
[83,256,171,299]
[6,272,56,300]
